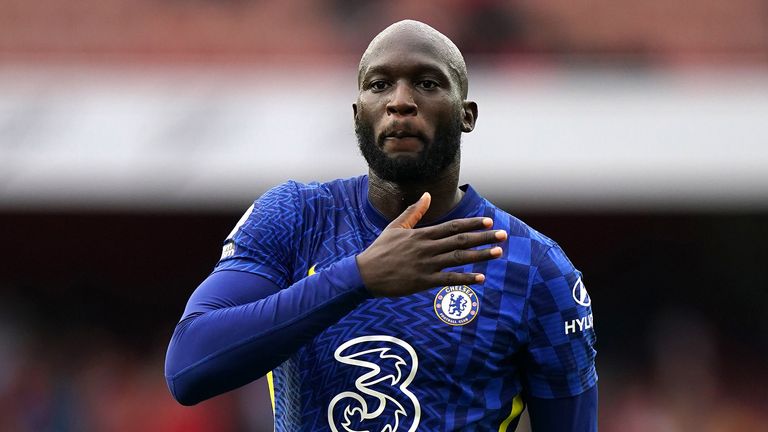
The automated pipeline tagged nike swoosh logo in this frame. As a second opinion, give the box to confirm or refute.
[308,264,317,276]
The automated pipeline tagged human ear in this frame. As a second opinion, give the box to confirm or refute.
[461,101,478,133]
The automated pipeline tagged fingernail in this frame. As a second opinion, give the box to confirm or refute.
[482,218,493,227]
[475,274,485,282]
[495,230,507,240]
[491,246,502,256]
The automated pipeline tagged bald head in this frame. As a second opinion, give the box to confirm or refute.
[358,20,469,99]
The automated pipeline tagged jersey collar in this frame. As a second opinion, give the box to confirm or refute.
[359,175,483,233]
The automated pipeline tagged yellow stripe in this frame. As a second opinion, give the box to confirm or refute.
[498,394,525,432]
[266,371,275,413]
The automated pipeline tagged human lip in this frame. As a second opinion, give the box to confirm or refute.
[380,127,427,145]
[385,130,422,139]
[382,133,423,152]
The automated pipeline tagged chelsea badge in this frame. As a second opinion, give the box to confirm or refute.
[434,285,480,326]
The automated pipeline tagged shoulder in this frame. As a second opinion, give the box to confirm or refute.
[245,176,363,211]
[479,199,585,306]
[480,199,560,267]
[284,175,365,207]
[229,176,365,240]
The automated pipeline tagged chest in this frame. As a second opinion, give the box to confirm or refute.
[300,279,525,390]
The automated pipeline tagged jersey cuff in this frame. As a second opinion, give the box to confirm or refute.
[330,255,370,299]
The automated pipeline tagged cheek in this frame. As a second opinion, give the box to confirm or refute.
[355,98,378,121]
[358,92,387,108]
[427,102,462,128]
[356,99,390,132]
[423,94,460,115]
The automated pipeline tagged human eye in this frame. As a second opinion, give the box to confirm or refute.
[368,80,390,92]
[416,79,439,90]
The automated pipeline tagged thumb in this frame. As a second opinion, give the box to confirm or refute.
[388,192,431,229]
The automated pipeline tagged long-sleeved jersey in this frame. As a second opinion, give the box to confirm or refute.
[165,175,598,431]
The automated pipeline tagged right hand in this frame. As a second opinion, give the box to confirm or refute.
[356,192,507,297]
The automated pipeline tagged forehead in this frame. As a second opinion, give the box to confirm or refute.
[359,32,455,80]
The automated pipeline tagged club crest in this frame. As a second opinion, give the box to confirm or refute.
[433,285,480,326]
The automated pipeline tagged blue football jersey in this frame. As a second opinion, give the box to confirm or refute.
[215,175,597,431]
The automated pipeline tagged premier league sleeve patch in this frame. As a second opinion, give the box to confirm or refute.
[220,241,236,260]
[433,285,480,326]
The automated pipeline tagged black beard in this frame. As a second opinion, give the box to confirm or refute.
[355,115,462,183]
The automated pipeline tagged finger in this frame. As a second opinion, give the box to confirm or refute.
[430,229,507,253]
[387,192,431,229]
[433,246,503,268]
[425,271,486,287]
[421,216,493,239]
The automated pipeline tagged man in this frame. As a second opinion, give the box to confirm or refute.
[165,20,597,431]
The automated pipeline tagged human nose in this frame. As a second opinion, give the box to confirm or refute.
[386,82,417,116]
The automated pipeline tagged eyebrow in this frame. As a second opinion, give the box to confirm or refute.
[360,62,452,84]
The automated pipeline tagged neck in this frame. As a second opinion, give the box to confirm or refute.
[367,161,463,224]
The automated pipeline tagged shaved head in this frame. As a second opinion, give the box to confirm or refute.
[358,20,469,99]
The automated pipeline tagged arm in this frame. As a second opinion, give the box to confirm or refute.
[165,257,368,405]
[527,386,598,432]
[523,244,598,430]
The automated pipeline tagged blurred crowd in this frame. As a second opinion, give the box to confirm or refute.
[1,0,766,63]
[0,299,255,431]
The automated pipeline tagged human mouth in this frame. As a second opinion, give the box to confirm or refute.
[387,130,421,139]
[380,130,425,153]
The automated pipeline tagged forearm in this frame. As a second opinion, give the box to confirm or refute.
[527,385,598,432]
[164,256,369,405]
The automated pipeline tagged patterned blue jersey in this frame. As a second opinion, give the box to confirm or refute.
[215,175,597,431]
